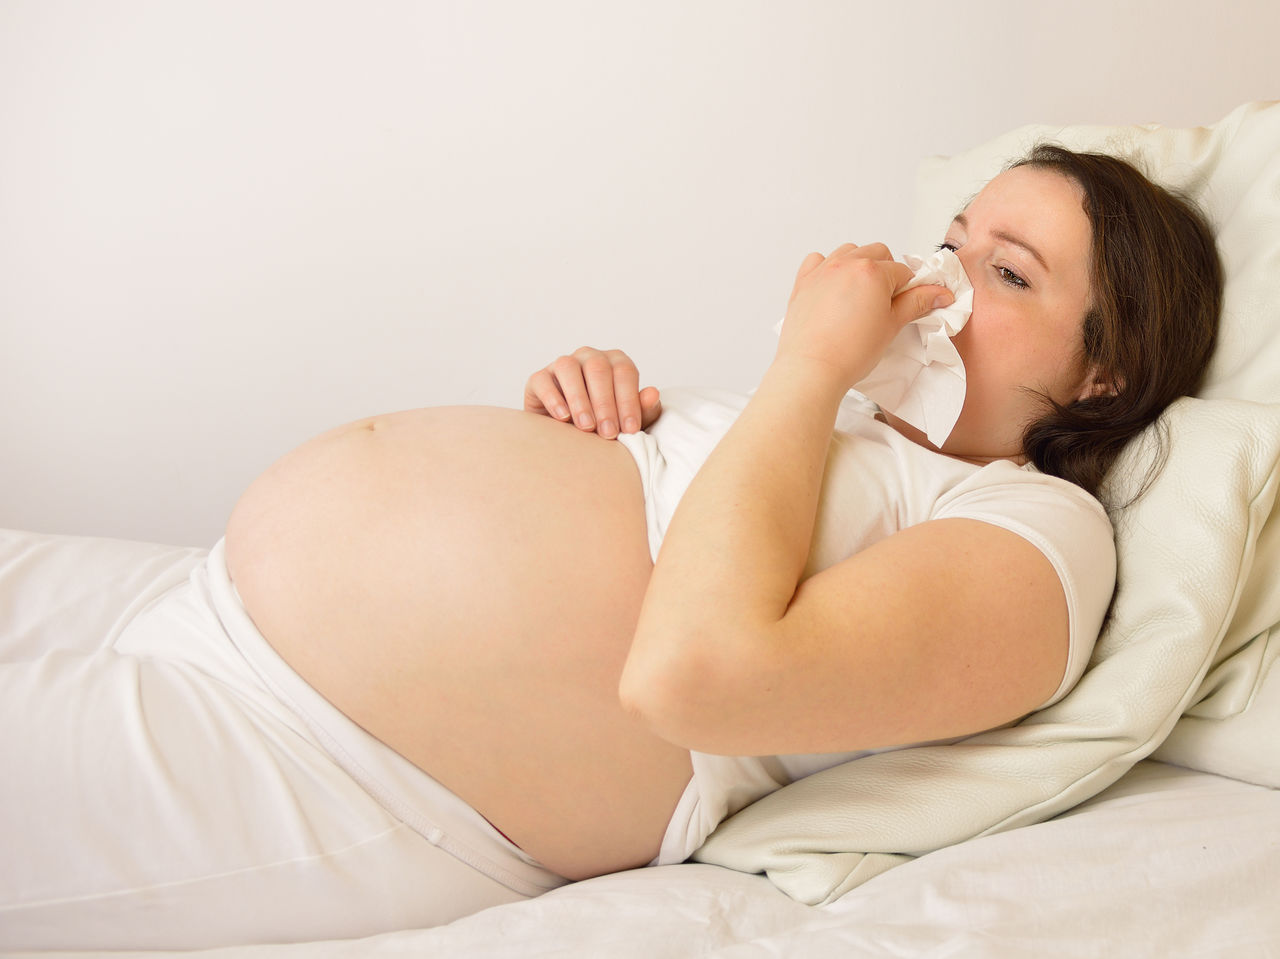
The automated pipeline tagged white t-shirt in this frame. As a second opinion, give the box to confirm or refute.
[618,387,1117,865]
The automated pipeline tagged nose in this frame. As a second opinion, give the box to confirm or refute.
[949,249,981,319]
[952,245,978,287]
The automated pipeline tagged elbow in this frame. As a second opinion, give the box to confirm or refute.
[618,649,697,747]
[618,635,753,753]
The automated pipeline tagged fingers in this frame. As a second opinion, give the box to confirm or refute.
[794,251,826,283]
[524,348,655,438]
[794,243,904,292]
[638,386,662,430]
[554,350,602,432]
[579,349,626,437]
[791,245,914,307]
[822,242,892,263]
[523,368,571,421]
[600,352,646,436]
[794,243,894,283]
[834,242,889,261]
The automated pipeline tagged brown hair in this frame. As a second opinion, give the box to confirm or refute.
[1011,144,1223,505]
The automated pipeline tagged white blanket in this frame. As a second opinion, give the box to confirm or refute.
[3,751,1275,958]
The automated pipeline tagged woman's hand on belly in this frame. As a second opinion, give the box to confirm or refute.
[524,346,662,439]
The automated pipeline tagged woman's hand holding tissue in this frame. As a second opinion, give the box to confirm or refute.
[778,243,953,392]
[524,346,662,439]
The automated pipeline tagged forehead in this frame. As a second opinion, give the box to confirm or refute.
[961,166,1091,254]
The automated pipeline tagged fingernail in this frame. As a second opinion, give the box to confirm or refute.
[931,294,954,310]
[600,419,617,438]
[623,416,639,433]
[576,411,594,429]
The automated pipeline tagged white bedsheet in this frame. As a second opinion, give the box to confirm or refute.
[9,763,1277,957]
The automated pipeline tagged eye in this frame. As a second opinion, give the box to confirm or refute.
[996,265,1029,289]
[938,240,1028,289]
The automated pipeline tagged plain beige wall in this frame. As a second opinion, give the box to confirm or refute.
[3,0,1277,545]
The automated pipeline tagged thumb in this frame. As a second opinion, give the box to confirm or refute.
[897,284,954,323]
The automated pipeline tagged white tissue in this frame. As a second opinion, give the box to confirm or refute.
[774,248,974,447]
[855,248,974,447]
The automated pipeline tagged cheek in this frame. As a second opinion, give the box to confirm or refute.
[956,302,1077,391]
[953,308,1013,387]
[954,292,1009,358]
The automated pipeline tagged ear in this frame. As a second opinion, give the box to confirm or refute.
[1077,364,1122,402]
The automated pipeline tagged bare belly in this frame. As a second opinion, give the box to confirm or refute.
[224,407,693,879]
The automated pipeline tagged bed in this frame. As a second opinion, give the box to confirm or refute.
[4,101,1279,957]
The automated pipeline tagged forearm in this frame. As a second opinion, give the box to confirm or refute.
[622,357,847,715]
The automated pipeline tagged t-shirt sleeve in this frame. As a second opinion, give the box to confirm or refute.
[930,462,1117,709]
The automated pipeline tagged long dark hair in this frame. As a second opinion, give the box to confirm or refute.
[1013,144,1223,504]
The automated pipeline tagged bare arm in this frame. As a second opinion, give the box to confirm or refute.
[619,244,1068,756]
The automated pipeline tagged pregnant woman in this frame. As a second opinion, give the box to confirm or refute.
[0,145,1222,951]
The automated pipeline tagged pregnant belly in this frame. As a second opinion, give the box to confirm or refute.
[224,407,692,879]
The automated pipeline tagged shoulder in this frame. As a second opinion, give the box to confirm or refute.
[934,461,1115,577]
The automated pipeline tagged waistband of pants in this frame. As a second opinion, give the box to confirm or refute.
[205,539,570,897]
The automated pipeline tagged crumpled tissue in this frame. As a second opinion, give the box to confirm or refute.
[774,248,974,447]
[856,248,974,446]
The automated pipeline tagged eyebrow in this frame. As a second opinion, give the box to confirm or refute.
[952,213,1050,271]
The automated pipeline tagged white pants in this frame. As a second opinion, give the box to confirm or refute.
[0,535,567,952]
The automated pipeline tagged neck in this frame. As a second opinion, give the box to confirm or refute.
[878,410,1027,468]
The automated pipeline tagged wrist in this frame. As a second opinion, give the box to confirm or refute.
[760,354,858,408]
